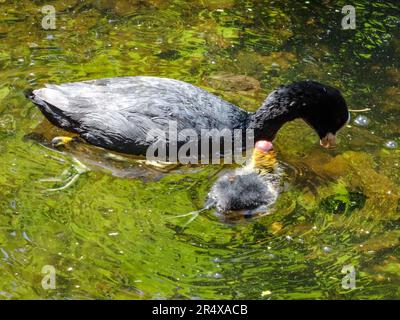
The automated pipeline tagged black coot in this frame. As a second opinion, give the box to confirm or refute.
[27,76,349,155]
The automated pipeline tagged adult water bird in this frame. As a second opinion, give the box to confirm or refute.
[26,76,349,156]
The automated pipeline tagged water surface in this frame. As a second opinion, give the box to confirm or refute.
[0,0,399,299]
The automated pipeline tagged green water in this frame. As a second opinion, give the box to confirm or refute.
[0,0,399,299]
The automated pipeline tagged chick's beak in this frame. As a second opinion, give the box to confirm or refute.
[320,133,336,149]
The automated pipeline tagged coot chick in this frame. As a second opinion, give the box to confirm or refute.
[176,141,280,225]
[208,140,280,216]
[208,172,277,215]
[27,77,349,155]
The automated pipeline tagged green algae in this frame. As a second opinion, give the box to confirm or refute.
[0,0,399,300]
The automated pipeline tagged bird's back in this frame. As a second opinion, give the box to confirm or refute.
[30,76,249,155]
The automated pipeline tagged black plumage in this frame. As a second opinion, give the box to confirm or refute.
[26,76,349,155]
[208,172,275,213]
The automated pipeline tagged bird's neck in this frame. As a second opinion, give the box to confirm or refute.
[247,101,300,141]
[250,149,277,172]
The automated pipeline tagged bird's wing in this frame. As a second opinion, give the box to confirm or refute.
[32,77,248,153]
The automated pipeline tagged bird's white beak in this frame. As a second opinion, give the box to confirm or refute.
[320,133,336,149]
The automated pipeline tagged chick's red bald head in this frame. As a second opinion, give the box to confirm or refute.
[255,140,273,153]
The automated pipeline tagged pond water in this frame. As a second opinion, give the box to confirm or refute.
[0,0,399,299]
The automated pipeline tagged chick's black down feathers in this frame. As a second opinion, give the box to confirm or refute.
[209,173,275,212]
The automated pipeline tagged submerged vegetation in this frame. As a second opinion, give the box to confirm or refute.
[0,0,399,299]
